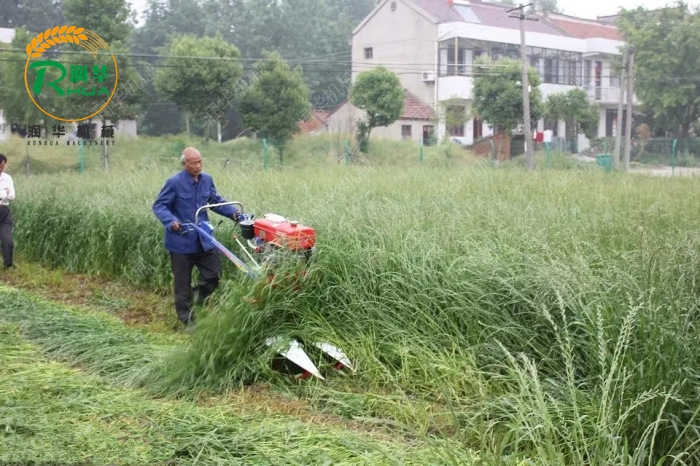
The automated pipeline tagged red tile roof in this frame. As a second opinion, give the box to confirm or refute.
[596,15,621,25]
[315,91,434,122]
[550,20,621,40]
[298,109,333,133]
[408,0,566,35]
[410,0,465,22]
[546,14,621,40]
[468,1,567,35]
[401,91,435,120]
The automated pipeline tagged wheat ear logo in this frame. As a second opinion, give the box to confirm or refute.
[24,26,119,122]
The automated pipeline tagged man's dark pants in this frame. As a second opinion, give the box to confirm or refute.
[170,250,221,323]
[0,206,14,268]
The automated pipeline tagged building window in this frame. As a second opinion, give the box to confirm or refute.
[448,124,464,137]
[606,109,626,137]
[423,125,435,145]
[584,59,592,87]
[401,124,412,140]
[473,117,483,140]
[609,61,620,88]
[439,38,472,76]
[544,56,558,84]
[594,61,603,100]
[438,39,583,84]
[446,106,466,137]
[364,47,373,59]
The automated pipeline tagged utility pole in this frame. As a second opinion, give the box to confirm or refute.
[613,48,628,168]
[623,48,635,171]
[508,3,538,170]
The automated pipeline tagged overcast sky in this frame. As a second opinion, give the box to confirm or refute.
[127,0,697,24]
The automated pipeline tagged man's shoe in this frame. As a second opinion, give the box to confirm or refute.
[173,320,196,333]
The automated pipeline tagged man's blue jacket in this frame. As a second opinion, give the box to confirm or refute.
[152,170,239,254]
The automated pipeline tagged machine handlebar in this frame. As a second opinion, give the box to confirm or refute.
[195,201,245,224]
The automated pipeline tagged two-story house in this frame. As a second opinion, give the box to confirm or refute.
[327,0,639,151]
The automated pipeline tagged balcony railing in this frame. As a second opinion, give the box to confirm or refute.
[585,86,627,104]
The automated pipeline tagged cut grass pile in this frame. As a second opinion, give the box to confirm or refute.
[0,314,476,465]
[5,163,700,463]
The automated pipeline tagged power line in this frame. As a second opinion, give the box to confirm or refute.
[0,48,496,69]
[2,55,698,83]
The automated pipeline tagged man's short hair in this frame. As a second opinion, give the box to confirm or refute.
[0,154,6,165]
[181,147,200,164]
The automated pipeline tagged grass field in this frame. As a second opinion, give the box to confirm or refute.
[1,134,699,464]
[0,132,486,175]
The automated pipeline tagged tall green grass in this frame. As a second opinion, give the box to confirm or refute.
[7,163,700,463]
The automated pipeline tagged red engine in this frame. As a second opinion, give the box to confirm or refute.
[252,214,315,251]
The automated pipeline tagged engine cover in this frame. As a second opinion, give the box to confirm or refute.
[254,214,315,251]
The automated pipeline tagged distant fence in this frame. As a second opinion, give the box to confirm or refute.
[4,134,443,177]
[583,137,700,167]
[7,134,700,177]
[504,135,700,168]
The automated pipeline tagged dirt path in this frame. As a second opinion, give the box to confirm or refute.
[575,154,700,177]
[630,165,700,177]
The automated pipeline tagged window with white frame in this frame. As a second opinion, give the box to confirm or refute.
[439,38,473,76]
[438,39,583,85]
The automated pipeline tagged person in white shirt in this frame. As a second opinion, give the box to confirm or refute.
[0,154,16,270]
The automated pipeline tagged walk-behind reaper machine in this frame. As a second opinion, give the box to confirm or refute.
[182,201,353,380]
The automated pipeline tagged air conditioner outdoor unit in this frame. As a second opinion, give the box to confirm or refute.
[422,71,435,82]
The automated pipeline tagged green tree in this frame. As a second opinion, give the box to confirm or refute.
[101,44,148,124]
[438,98,470,156]
[129,0,208,56]
[131,0,376,136]
[545,88,599,142]
[155,34,243,136]
[128,0,212,136]
[531,0,560,13]
[62,0,133,44]
[472,57,544,135]
[441,98,471,136]
[0,0,63,33]
[617,3,700,137]
[237,51,311,160]
[203,0,375,109]
[61,0,139,128]
[350,66,404,153]
[0,27,59,133]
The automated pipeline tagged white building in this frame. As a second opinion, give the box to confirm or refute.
[328,0,639,151]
